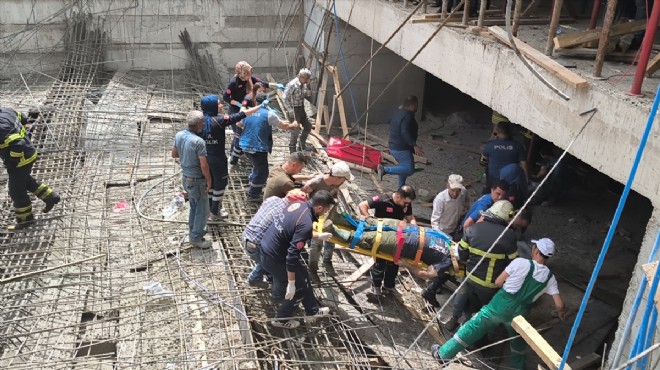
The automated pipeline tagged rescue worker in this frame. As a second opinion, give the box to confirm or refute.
[481,120,528,194]
[260,190,335,328]
[200,95,261,219]
[433,238,565,369]
[462,179,509,230]
[447,200,518,331]
[262,152,307,199]
[358,185,417,295]
[223,61,284,165]
[0,108,60,231]
[240,93,299,201]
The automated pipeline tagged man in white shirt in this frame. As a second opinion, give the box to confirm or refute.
[432,238,566,369]
[431,174,470,236]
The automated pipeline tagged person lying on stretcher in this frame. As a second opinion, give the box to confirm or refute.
[321,209,460,284]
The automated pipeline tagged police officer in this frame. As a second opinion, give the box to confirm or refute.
[260,190,335,329]
[0,108,60,231]
[358,185,417,295]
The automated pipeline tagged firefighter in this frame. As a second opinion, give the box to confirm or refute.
[0,108,60,231]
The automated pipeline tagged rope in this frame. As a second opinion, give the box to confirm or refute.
[558,83,660,370]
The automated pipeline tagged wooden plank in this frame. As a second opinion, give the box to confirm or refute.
[343,259,375,286]
[554,20,647,49]
[488,26,589,90]
[314,73,329,134]
[555,47,648,63]
[512,315,573,370]
[568,353,601,370]
[473,17,575,27]
[266,73,291,122]
[329,66,350,138]
[423,9,500,18]
[323,105,331,134]
[410,18,469,28]
[646,52,660,77]
[400,296,445,344]
[309,130,328,146]
[642,261,660,312]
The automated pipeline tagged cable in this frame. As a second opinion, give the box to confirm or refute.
[558,82,660,370]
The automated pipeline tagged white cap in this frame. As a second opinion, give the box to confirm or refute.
[447,174,464,189]
[532,238,555,258]
[330,161,355,181]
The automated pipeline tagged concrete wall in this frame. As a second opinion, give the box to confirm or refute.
[323,0,660,208]
[1,0,301,79]
[303,0,425,127]
[610,208,660,367]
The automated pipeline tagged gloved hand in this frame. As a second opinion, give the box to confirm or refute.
[234,101,243,108]
[260,99,270,108]
[317,232,333,241]
[285,280,296,300]
[276,83,285,90]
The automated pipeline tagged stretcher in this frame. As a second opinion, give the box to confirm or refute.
[316,210,463,275]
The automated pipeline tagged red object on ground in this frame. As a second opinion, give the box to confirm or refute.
[325,136,382,171]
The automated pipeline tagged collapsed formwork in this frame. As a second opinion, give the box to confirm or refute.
[0,11,452,370]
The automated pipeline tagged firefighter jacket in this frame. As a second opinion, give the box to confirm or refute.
[0,108,37,169]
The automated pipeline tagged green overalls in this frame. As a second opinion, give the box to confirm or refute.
[438,260,552,369]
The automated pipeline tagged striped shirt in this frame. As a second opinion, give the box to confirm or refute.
[242,196,287,244]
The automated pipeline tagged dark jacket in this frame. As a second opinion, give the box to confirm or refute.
[458,216,518,289]
[200,95,246,157]
[388,107,418,151]
[260,201,316,271]
[0,108,37,168]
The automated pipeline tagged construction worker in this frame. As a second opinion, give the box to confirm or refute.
[0,108,60,231]
[260,190,335,328]
[200,95,261,220]
[358,185,417,295]
[240,93,299,201]
[283,68,313,153]
[262,152,307,199]
[446,200,518,331]
[433,238,565,369]
[302,161,354,281]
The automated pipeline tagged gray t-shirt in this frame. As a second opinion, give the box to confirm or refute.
[305,174,338,196]
[174,129,207,178]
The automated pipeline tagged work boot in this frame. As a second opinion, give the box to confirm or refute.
[444,316,460,332]
[248,279,269,289]
[7,220,34,232]
[271,319,300,329]
[305,307,331,323]
[322,260,336,277]
[421,289,440,307]
[191,238,212,249]
[377,164,385,181]
[42,193,60,213]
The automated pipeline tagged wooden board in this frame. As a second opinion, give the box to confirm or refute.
[357,128,429,164]
[343,259,375,286]
[555,47,651,63]
[646,52,660,77]
[327,65,350,138]
[512,315,573,370]
[314,72,328,133]
[554,20,647,49]
[488,26,589,90]
[473,17,575,27]
[641,261,660,312]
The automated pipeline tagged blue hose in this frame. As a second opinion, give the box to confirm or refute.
[629,262,660,370]
[558,82,660,370]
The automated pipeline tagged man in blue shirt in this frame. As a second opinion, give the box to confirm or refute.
[378,96,423,189]
[260,190,335,329]
[481,121,527,194]
[240,93,299,200]
[172,111,213,249]
[462,179,509,230]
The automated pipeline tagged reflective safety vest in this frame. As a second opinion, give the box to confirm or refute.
[0,108,37,168]
[459,219,518,289]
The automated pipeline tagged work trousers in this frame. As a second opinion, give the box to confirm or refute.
[308,239,335,264]
[385,149,414,189]
[228,105,244,164]
[182,176,208,242]
[7,162,50,223]
[260,253,288,303]
[267,261,320,319]
[452,281,499,320]
[289,105,311,153]
[439,302,526,369]
[207,154,228,215]
[243,237,265,283]
[371,258,400,290]
[245,151,269,198]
